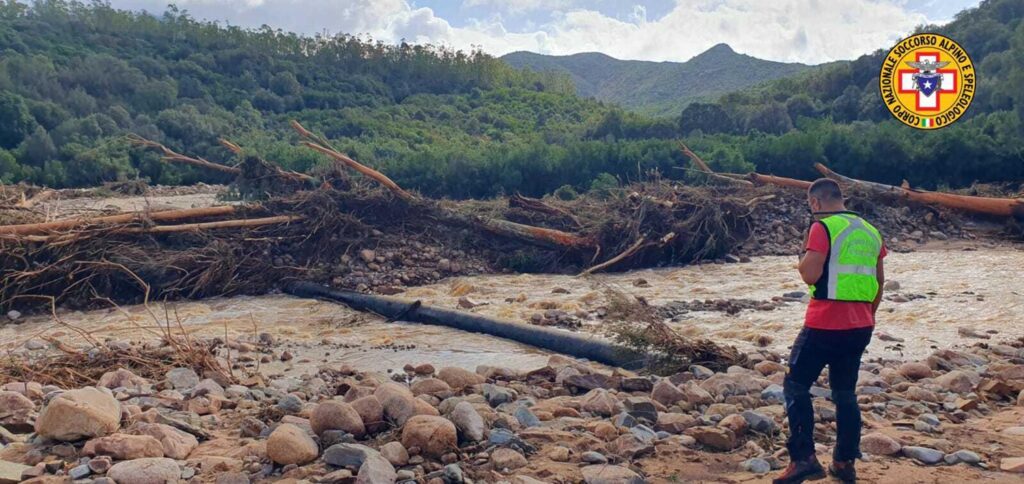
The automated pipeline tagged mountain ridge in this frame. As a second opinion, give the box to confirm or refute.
[501,44,812,117]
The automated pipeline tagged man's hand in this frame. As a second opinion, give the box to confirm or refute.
[798,249,826,285]
[872,258,885,315]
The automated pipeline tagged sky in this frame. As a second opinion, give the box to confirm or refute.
[108,0,983,64]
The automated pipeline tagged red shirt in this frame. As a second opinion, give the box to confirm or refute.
[804,221,886,330]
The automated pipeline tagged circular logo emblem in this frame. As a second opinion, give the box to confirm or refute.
[879,33,975,130]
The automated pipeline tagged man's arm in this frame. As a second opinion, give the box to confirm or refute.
[798,250,826,285]
[872,258,884,314]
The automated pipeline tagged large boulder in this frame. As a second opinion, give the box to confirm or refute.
[83,433,165,460]
[311,401,366,438]
[356,454,397,484]
[410,378,452,396]
[650,380,685,406]
[400,415,457,458]
[0,391,36,432]
[97,368,149,389]
[448,401,486,442]
[680,381,714,406]
[132,422,198,460]
[491,448,528,470]
[349,396,386,434]
[35,387,121,441]
[580,389,622,417]
[685,426,737,451]
[580,464,644,484]
[377,384,438,426]
[323,443,380,468]
[436,367,485,390]
[107,458,180,484]
[898,362,933,380]
[935,370,974,394]
[267,423,319,465]
[861,432,902,456]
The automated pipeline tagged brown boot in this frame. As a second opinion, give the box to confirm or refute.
[772,456,826,484]
[828,460,857,483]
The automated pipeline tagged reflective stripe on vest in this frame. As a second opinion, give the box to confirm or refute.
[810,213,882,302]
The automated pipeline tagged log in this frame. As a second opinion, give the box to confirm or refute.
[129,135,241,176]
[508,193,582,227]
[122,215,303,234]
[815,163,1024,218]
[747,173,813,190]
[441,208,595,249]
[132,135,317,185]
[679,143,754,187]
[286,281,643,368]
[291,121,414,201]
[0,206,238,236]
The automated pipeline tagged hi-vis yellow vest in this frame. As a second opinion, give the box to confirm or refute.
[809,213,883,302]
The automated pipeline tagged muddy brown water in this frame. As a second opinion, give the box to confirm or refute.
[2,247,1021,379]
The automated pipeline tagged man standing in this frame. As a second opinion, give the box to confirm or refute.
[773,178,886,484]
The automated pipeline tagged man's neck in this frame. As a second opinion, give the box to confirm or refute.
[814,204,848,218]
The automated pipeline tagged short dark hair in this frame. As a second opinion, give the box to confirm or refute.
[808,178,843,201]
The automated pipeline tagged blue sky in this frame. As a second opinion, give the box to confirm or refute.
[109,0,983,64]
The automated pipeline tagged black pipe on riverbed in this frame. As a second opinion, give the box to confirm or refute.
[286,281,643,369]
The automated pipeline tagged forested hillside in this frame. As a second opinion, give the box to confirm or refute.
[502,45,811,117]
[678,0,1024,186]
[0,0,692,197]
[0,0,1022,196]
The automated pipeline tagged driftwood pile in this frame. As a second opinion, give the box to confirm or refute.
[0,126,1021,315]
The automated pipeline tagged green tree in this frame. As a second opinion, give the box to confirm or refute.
[0,91,36,149]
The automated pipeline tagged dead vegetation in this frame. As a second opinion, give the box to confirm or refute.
[0,125,1019,317]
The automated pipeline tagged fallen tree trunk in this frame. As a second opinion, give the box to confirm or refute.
[815,163,1024,218]
[440,208,596,249]
[292,121,414,201]
[679,143,754,187]
[509,193,582,228]
[286,281,643,368]
[0,206,238,236]
[747,173,813,190]
[121,215,303,234]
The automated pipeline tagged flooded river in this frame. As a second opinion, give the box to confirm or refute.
[2,247,1021,377]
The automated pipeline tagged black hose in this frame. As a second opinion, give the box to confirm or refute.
[285,281,643,369]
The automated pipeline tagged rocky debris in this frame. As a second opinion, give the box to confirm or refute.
[5,318,1024,484]
[266,423,319,465]
[35,387,121,441]
[660,298,784,317]
[106,458,181,484]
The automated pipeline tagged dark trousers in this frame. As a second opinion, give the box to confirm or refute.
[784,326,872,462]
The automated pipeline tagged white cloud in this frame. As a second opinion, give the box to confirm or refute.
[109,0,941,63]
